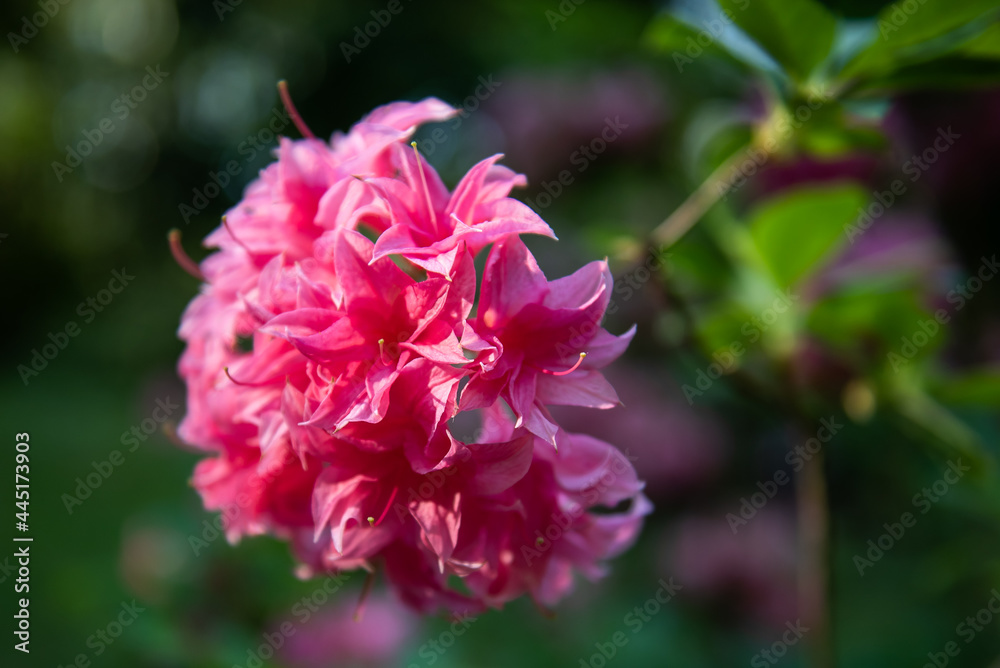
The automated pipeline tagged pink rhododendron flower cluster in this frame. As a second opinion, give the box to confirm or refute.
[175,96,650,614]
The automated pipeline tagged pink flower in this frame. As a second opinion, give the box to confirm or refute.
[478,67,667,181]
[174,93,646,618]
[261,230,473,437]
[367,151,556,275]
[377,413,652,614]
[460,236,635,444]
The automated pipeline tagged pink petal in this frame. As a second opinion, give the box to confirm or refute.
[467,435,534,495]
[360,98,457,132]
[581,325,636,368]
[545,260,610,311]
[446,154,505,225]
[478,236,547,327]
[334,229,411,311]
[458,374,505,412]
[404,320,468,365]
[312,468,375,550]
[535,371,620,409]
[410,493,461,565]
[315,178,390,232]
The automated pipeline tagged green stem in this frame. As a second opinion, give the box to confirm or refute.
[650,146,766,248]
[797,437,832,668]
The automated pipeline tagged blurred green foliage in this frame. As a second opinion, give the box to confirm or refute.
[2,0,1000,666]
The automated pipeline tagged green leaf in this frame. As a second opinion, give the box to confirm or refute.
[961,23,1000,59]
[841,1,1000,80]
[853,57,1000,93]
[875,0,997,49]
[667,239,734,295]
[931,371,1000,408]
[644,13,734,63]
[890,386,991,468]
[697,302,754,353]
[748,184,866,288]
[717,0,838,80]
[797,123,887,156]
[806,289,936,364]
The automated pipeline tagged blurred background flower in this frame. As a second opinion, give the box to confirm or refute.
[278,593,419,668]
[664,506,797,631]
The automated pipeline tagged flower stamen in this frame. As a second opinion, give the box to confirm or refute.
[223,366,271,387]
[410,141,438,231]
[222,215,253,254]
[161,422,186,448]
[277,80,316,140]
[543,352,587,377]
[370,485,399,528]
[168,229,205,281]
[377,338,391,365]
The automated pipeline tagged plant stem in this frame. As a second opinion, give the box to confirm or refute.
[650,146,764,248]
[797,443,832,668]
[650,133,833,667]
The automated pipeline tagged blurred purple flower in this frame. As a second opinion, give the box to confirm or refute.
[753,154,882,198]
[663,507,797,630]
[278,592,418,668]
[803,214,955,305]
[550,363,727,497]
[482,67,667,180]
[793,215,956,393]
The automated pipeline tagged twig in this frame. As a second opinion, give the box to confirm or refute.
[797,440,832,668]
[650,146,765,248]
